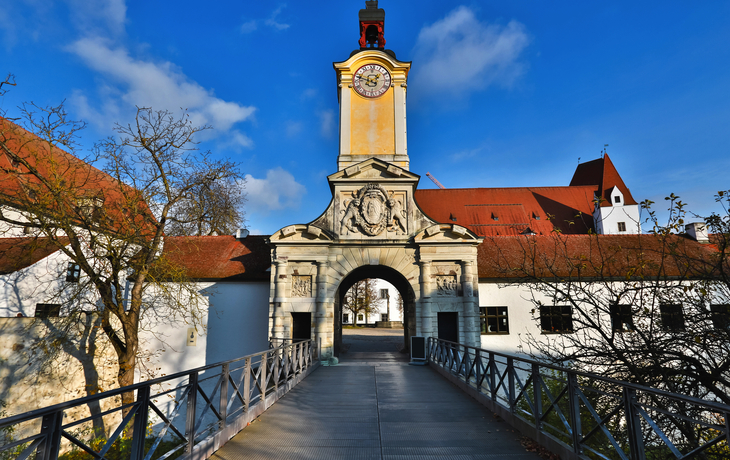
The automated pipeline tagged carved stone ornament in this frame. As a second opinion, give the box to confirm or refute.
[292,275,312,297]
[435,275,458,296]
[340,183,407,236]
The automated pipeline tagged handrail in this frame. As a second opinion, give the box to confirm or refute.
[0,339,320,460]
[427,338,730,460]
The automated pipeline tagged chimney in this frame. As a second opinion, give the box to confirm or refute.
[235,228,249,239]
[685,222,709,243]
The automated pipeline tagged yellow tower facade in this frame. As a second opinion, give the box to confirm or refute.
[334,50,411,171]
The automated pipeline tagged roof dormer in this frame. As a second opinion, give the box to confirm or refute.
[607,186,624,206]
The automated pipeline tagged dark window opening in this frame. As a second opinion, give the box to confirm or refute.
[291,312,311,342]
[610,304,634,332]
[618,222,627,232]
[541,305,573,333]
[35,303,61,318]
[710,304,730,330]
[66,263,81,282]
[660,304,685,332]
[379,289,388,299]
[614,195,621,204]
[343,313,349,323]
[480,307,509,334]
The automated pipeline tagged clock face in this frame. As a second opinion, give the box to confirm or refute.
[353,64,391,98]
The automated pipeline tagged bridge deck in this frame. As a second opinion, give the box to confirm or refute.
[210,356,541,459]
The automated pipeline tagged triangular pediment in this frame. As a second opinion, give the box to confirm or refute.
[328,158,419,185]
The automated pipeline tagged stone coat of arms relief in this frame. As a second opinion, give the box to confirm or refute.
[340,183,407,236]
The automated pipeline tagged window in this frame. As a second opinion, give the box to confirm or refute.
[342,313,349,323]
[480,307,509,334]
[617,222,626,232]
[380,289,389,299]
[614,195,621,204]
[35,303,61,318]
[357,314,364,322]
[610,304,634,332]
[66,263,81,282]
[381,314,388,322]
[710,304,730,330]
[540,305,573,333]
[660,304,685,331]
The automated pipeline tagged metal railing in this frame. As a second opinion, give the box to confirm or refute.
[0,339,319,460]
[427,338,730,460]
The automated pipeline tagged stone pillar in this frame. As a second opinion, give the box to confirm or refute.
[419,261,433,337]
[461,261,477,347]
[272,260,288,340]
[314,261,330,355]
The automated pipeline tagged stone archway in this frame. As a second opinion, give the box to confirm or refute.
[333,265,416,357]
[267,159,484,359]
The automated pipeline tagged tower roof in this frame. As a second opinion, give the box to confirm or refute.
[569,153,637,207]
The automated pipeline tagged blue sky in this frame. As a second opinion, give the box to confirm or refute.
[1,1,729,234]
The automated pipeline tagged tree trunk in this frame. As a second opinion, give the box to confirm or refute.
[118,349,138,436]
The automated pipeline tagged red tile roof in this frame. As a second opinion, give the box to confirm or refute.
[0,237,69,274]
[414,186,598,236]
[477,233,720,280]
[0,117,156,238]
[160,235,271,281]
[569,153,637,207]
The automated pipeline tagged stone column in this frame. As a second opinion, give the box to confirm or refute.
[314,261,330,355]
[272,260,288,340]
[419,260,433,337]
[461,261,477,347]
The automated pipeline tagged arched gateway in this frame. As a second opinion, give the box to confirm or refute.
[267,1,483,358]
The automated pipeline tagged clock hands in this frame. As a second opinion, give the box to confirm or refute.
[356,73,381,88]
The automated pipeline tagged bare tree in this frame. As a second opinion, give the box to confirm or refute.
[166,179,245,236]
[343,279,382,326]
[484,193,729,402]
[482,193,730,456]
[0,104,244,420]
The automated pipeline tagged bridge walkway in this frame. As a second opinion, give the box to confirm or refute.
[211,330,541,460]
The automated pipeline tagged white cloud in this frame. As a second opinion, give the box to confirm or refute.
[244,168,305,213]
[66,0,127,37]
[319,109,334,138]
[220,129,254,151]
[67,37,256,137]
[412,7,530,96]
[300,88,317,101]
[239,20,257,34]
[265,5,290,31]
[285,121,303,137]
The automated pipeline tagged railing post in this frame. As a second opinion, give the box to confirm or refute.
[260,351,268,399]
[567,372,582,454]
[489,352,497,402]
[244,357,251,412]
[219,363,229,430]
[185,371,199,454]
[532,363,542,432]
[130,386,151,460]
[507,357,515,412]
[36,410,62,460]
[273,349,280,391]
[623,387,645,460]
[475,349,482,392]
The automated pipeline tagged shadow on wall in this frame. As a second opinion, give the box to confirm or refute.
[203,281,270,365]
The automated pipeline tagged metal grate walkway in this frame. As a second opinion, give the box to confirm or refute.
[210,358,542,460]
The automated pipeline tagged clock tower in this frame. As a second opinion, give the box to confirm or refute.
[334,1,411,171]
[268,2,483,360]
